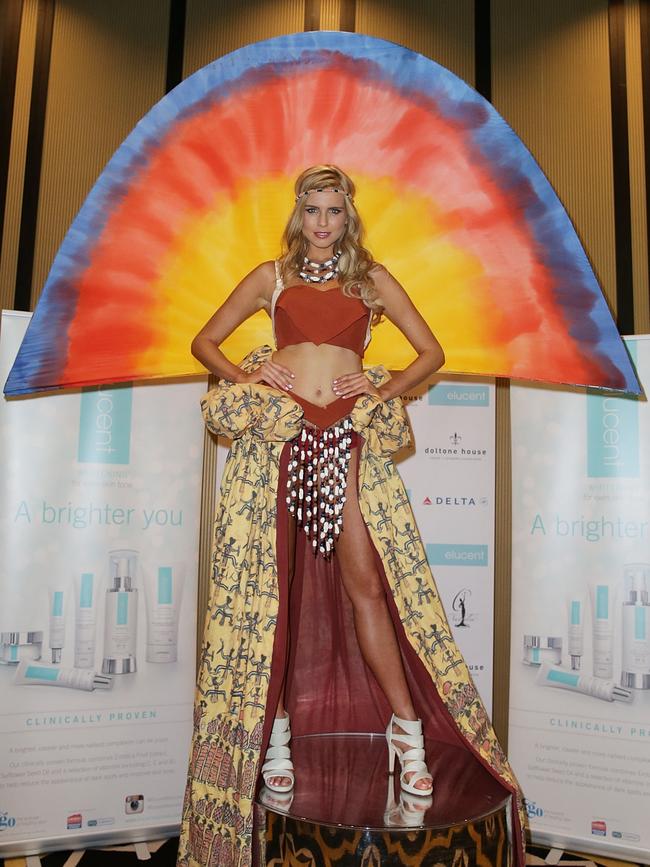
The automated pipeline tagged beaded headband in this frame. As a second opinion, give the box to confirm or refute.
[295,187,352,202]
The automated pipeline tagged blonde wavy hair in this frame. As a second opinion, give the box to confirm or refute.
[279,165,383,322]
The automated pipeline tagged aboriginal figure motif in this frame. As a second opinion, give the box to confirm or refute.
[177,346,526,867]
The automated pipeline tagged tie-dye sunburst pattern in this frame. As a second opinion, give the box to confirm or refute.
[3,31,639,395]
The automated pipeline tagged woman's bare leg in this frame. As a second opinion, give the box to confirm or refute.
[335,449,432,791]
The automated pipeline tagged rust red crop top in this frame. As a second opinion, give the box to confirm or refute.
[272,283,372,356]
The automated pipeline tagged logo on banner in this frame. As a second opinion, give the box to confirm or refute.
[428,383,490,406]
[586,377,639,478]
[87,817,116,828]
[0,810,17,829]
[524,800,544,818]
[125,794,145,814]
[426,543,489,567]
[78,385,133,464]
[612,830,640,842]
[66,813,83,830]
[451,588,475,627]
[591,819,607,837]
[423,433,488,461]
[423,494,487,507]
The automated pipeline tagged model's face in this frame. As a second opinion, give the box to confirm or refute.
[301,189,347,259]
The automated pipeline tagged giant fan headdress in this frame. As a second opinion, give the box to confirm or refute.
[3,31,640,395]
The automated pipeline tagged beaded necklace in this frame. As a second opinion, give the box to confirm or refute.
[299,250,341,284]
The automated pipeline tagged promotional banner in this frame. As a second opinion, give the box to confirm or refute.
[398,375,496,712]
[509,336,649,862]
[0,312,206,856]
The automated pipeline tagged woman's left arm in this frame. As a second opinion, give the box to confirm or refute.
[333,266,445,402]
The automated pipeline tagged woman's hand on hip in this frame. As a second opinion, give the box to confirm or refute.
[331,372,381,399]
[241,360,295,391]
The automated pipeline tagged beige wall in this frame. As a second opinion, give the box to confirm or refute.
[356,0,474,81]
[184,0,305,77]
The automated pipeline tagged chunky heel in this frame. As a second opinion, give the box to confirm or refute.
[385,713,433,797]
[262,714,295,793]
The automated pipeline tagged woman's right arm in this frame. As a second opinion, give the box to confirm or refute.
[190,261,294,391]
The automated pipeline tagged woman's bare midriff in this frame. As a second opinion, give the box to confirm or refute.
[272,342,362,406]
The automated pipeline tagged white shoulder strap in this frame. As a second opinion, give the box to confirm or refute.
[363,311,372,349]
[270,260,285,345]
[274,259,285,291]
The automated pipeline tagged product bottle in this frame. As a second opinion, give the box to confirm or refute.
[144,563,185,663]
[566,595,585,670]
[536,662,632,703]
[48,587,66,663]
[102,549,138,675]
[621,563,650,690]
[74,571,97,668]
[589,583,616,679]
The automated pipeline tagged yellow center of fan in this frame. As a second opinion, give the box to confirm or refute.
[143,175,508,376]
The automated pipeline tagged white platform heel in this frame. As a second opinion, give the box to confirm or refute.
[386,713,433,797]
[262,714,295,793]
[384,784,433,827]
[260,784,294,812]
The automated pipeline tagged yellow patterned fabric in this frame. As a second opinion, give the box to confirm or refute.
[177,345,526,867]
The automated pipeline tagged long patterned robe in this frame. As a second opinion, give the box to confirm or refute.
[177,345,526,867]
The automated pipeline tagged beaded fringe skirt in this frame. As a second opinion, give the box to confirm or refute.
[285,417,356,557]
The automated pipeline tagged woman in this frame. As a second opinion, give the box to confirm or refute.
[178,166,525,867]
